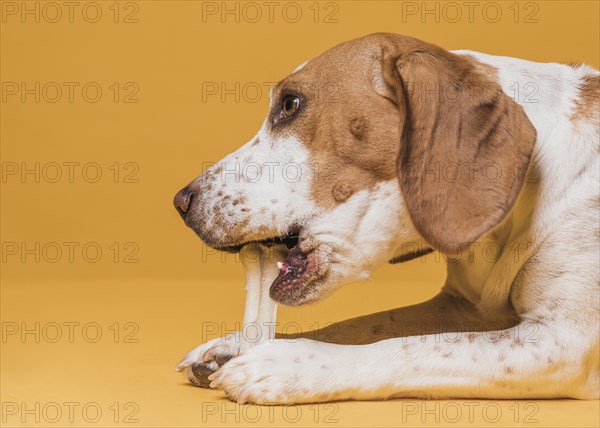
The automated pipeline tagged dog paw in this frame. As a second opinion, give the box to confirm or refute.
[175,332,241,388]
[209,338,341,404]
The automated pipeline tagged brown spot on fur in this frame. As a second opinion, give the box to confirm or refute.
[271,198,278,204]
[442,351,453,358]
[504,366,515,374]
[547,299,560,311]
[548,269,566,280]
[294,357,301,363]
[572,74,599,124]
[349,117,368,140]
[332,182,353,202]
[510,338,524,349]
[251,138,260,147]
[223,218,250,243]
[498,353,506,362]
[232,196,246,206]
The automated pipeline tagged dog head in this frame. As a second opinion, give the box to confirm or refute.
[174,33,536,306]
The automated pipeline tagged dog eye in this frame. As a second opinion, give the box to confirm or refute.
[282,95,300,118]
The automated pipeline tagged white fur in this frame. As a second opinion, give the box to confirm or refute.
[196,129,317,245]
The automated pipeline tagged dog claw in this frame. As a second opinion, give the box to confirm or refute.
[174,360,188,372]
[189,362,216,388]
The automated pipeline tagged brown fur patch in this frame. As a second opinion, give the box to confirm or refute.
[232,196,246,206]
[572,74,599,124]
[266,34,403,211]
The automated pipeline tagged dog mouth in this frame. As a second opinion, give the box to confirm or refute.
[213,232,300,254]
[214,228,326,306]
[270,244,326,306]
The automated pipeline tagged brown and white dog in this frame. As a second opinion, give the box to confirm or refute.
[173,33,599,403]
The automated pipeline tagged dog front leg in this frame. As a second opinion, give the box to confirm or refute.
[178,291,515,387]
[210,319,596,403]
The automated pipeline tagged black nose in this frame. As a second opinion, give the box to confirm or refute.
[173,187,195,219]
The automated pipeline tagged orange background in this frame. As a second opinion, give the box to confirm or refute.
[1,1,599,427]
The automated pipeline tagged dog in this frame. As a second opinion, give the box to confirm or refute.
[173,33,599,403]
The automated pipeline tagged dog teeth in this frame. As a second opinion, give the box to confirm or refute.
[277,261,283,269]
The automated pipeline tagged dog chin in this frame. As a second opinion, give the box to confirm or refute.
[269,276,329,306]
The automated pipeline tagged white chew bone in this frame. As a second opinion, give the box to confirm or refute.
[239,244,287,354]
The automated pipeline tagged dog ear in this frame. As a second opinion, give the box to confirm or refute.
[378,38,536,255]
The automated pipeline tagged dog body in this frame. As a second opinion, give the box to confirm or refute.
[174,34,599,403]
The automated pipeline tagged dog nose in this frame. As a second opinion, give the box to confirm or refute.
[173,187,195,218]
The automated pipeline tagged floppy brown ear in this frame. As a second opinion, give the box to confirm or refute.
[381,38,536,255]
